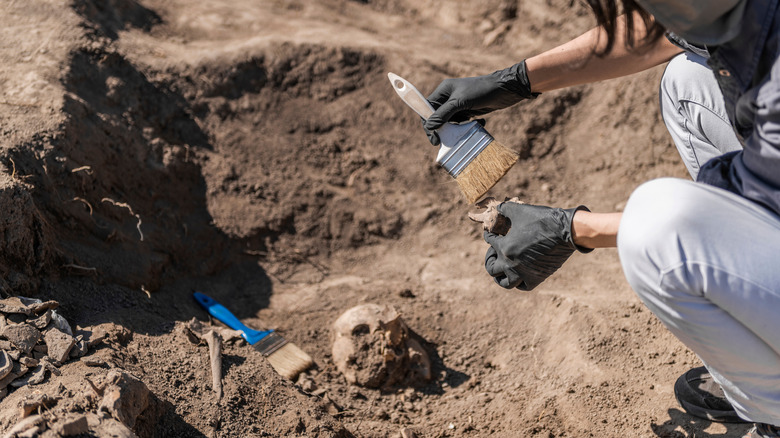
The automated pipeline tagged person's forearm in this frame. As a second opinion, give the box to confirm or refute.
[525,14,682,92]
[571,211,622,249]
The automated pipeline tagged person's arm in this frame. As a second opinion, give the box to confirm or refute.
[526,14,683,92]
[571,210,622,249]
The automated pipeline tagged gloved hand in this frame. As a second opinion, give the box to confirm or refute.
[423,60,539,145]
[484,202,591,290]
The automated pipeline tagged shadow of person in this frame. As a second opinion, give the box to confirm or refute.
[651,408,752,438]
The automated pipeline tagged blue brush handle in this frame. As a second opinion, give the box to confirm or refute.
[192,291,272,344]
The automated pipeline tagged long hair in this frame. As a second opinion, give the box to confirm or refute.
[585,0,666,54]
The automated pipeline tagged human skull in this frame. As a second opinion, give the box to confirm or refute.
[332,304,431,388]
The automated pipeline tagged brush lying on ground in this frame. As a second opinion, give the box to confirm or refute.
[193,292,313,380]
[388,73,517,204]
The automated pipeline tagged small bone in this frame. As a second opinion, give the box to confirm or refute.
[468,197,524,235]
[186,320,224,400]
[203,330,223,400]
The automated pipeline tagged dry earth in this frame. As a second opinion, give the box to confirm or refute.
[0,0,755,437]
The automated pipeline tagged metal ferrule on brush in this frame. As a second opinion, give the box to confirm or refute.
[253,331,288,356]
[436,123,494,177]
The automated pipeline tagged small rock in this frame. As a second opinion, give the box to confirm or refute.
[0,350,13,380]
[69,339,89,358]
[28,300,58,315]
[28,310,52,330]
[19,356,38,368]
[54,414,89,436]
[81,357,108,367]
[44,328,76,364]
[19,394,60,418]
[2,324,42,354]
[41,358,61,376]
[0,297,32,315]
[3,415,45,438]
[10,364,46,388]
[0,371,19,390]
[401,428,417,438]
[99,370,150,429]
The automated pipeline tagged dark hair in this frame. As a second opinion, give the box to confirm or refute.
[585,0,666,54]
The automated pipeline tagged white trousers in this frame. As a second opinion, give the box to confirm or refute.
[617,53,780,425]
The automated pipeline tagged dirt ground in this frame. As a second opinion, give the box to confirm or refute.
[0,0,756,437]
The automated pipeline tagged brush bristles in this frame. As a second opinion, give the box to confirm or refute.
[267,342,314,380]
[455,140,518,204]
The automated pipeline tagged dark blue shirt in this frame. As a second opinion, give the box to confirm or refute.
[672,0,780,217]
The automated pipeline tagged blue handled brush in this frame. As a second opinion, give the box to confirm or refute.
[193,291,313,380]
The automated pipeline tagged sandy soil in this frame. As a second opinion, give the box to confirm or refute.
[0,0,754,437]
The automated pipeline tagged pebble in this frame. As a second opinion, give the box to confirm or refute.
[44,328,76,364]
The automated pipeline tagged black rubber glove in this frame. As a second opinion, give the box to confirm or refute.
[484,202,591,290]
[423,60,539,146]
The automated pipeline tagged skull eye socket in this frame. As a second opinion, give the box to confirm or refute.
[351,324,370,337]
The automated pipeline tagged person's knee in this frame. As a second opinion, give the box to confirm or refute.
[618,178,701,287]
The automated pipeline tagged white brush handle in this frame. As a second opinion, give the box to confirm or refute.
[387,72,435,119]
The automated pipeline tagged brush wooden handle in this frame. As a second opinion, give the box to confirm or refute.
[388,72,435,119]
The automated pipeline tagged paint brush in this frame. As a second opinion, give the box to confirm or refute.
[193,292,313,380]
[388,72,518,204]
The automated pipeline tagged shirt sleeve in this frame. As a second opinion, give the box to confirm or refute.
[665,32,710,59]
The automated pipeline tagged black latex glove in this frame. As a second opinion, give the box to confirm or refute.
[484,202,591,290]
[423,60,539,146]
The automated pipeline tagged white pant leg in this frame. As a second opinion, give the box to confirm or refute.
[618,178,780,425]
[660,53,743,180]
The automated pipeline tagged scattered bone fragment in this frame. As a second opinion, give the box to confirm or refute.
[186,319,224,399]
[0,350,12,380]
[51,414,89,436]
[203,330,223,399]
[186,318,242,342]
[468,196,524,235]
[99,370,150,429]
[332,304,431,388]
[2,324,41,355]
[44,327,77,364]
